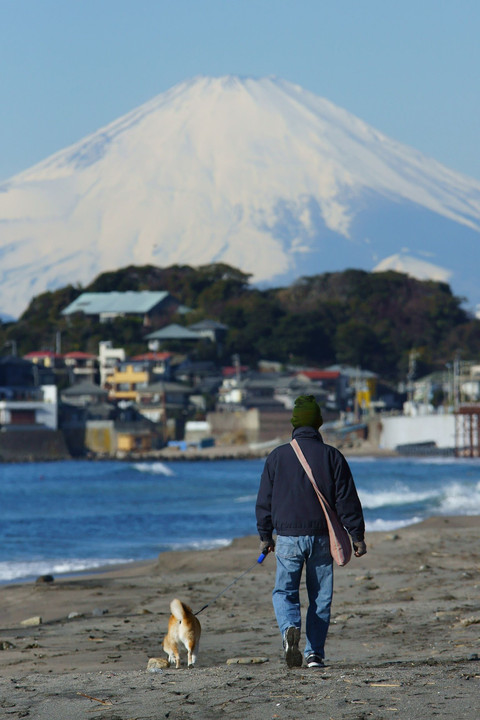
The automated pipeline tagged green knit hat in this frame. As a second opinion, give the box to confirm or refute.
[291,395,323,430]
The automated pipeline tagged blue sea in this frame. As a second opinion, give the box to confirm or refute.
[1,456,479,584]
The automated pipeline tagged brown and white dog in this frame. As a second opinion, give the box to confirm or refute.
[162,598,201,668]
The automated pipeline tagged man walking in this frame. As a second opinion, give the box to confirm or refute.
[256,395,366,668]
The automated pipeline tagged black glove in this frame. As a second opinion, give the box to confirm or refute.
[259,538,275,556]
[353,540,367,557]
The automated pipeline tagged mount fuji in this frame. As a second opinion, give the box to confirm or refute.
[1,75,480,320]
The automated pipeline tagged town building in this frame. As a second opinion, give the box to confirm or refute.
[61,290,181,327]
[63,351,99,384]
[0,356,66,460]
[0,356,58,431]
[99,341,126,388]
[145,323,202,350]
[23,350,64,370]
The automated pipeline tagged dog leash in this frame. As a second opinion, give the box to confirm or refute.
[194,550,269,616]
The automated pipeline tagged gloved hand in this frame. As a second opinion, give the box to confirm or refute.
[353,540,367,557]
[259,538,275,556]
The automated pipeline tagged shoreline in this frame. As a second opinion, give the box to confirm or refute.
[2,512,478,588]
[2,510,475,588]
[5,515,479,609]
[1,516,479,719]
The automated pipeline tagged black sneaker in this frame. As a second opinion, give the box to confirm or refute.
[306,653,324,668]
[284,626,302,668]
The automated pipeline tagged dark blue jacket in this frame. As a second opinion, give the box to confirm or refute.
[256,426,365,542]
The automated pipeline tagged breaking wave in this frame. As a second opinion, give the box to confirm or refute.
[365,516,423,532]
[132,462,175,476]
[0,557,133,584]
[359,485,441,509]
[438,481,480,515]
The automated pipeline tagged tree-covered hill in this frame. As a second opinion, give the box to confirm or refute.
[1,263,479,383]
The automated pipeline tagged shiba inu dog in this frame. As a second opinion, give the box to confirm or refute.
[163,598,201,668]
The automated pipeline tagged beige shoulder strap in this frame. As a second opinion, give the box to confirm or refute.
[290,438,333,513]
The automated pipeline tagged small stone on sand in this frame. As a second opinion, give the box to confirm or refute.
[20,616,42,626]
[147,657,170,671]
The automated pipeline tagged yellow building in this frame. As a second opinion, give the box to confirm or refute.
[106,364,150,401]
[116,427,154,453]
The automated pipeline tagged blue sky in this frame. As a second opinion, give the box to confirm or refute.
[1,0,479,182]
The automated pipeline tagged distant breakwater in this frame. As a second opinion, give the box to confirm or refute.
[0,434,398,464]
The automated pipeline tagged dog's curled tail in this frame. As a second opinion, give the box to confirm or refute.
[170,598,190,621]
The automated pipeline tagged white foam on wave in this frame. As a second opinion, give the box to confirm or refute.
[439,480,480,515]
[132,462,175,476]
[365,516,423,532]
[416,456,480,466]
[0,557,133,583]
[166,538,232,552]
[359,485,440,509]
[234,494,257,503]
[349,456,396,464]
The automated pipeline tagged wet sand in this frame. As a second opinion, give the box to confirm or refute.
[1,516,479,719]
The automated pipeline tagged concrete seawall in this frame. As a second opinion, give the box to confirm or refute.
[0,430,71,462]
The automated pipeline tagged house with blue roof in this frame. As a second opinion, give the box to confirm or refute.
[61,291,180,327]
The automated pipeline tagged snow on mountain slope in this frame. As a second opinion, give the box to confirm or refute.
[373,253,452,283]
[1,75,480,319]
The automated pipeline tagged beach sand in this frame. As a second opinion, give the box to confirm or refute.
[1,516,479,719]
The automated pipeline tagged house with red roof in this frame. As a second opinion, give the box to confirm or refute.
[294,368,349,411]
[23,350,64,369]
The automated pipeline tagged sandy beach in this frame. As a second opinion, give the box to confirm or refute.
[1,516,479,719]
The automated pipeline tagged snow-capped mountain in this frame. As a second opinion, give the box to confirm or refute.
[1,75,480,319]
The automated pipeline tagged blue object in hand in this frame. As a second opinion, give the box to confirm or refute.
[257,552,266,563]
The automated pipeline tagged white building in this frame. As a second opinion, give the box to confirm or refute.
[0,384,58,431]
[98,341,126,388]
[379,413,455,451]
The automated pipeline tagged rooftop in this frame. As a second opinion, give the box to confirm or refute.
[24,350,62,359]
[63,351,97,359]
[188,319,228,331]
[145,324,202,341]
[129,352,172,361]
[296,370,341,380]
[61,291,173,316]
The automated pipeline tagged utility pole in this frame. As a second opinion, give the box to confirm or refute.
[453,351,461,410]
[162,381,167,445]
[232,354,241,383]
[354,366,360,422]
[406,349,418,406]
[3,340,17,356]
[445,363,453,408]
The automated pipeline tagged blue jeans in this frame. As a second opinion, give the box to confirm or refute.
[272,535,333,659]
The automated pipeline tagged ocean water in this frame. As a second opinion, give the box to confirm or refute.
[1,456,479,584]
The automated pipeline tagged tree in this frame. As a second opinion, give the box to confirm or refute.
[335,321,383,371]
